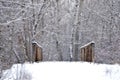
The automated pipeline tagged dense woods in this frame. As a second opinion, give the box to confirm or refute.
[0,0,120,76]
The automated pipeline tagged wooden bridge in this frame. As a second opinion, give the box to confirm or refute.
[32,41,95,62]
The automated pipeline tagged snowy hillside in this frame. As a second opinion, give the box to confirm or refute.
[1,62,120,80]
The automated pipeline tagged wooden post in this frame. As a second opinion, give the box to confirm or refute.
[32,42,42,62]
[80,42,95,62]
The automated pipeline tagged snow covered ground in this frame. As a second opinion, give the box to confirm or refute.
[1,62,120,80]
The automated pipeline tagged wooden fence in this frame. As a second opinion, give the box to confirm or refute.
[32,42,42,62]
[80,42,95,62]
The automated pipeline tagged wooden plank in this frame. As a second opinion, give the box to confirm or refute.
[80,42,95,62]
[32,43,42,62]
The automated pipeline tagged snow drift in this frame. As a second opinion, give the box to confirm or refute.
[1,62,120,80]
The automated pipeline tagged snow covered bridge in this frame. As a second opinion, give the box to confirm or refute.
[1,62,120,80]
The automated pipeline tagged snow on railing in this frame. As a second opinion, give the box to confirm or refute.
[80,41,95,49]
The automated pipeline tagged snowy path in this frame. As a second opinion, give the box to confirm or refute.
[1,62,120,80]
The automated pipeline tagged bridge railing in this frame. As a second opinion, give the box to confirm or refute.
[80,41,95,62]
[32,42,42,62]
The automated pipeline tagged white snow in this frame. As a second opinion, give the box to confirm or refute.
[80,41,95,49]
[32,40,42,48]
[1,62,120,80]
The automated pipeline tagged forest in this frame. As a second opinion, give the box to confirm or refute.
[0,0,120,78]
